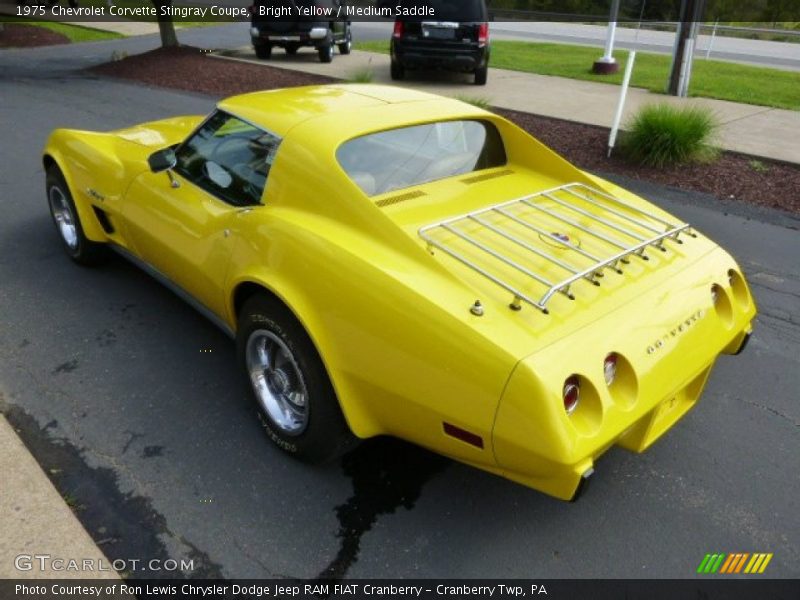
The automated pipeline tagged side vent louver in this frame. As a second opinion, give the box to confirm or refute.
[461,169,514,185]
[92,206,115,234]
[376,190,426,208]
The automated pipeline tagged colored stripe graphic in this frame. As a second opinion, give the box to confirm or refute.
[697,554,712,573]
[759,553,773,573]
[719,554,735,573]
[700,552,774,575]
[734,553,749,573]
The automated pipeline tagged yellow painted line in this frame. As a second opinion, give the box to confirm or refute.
[758,553,774,573]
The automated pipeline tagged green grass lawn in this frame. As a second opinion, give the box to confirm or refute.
[3,17,123,43]
[356,40,800,111]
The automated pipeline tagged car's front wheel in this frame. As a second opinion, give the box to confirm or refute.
[46,165,105,266]
[237,295,356,463]
[254,44,272,59]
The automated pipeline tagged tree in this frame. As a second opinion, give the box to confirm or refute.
[150,0,178,48]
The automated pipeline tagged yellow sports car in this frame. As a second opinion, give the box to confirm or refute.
[43,84,756,500]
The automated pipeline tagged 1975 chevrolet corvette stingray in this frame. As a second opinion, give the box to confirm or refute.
[43,85,755,500]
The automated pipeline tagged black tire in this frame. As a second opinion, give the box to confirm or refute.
[254,44,272,60]
[46,166,106,266]
[285,43,299,55]
[318,42,334,63]
[338,27,352,55]
[237,295,356,464]
[390,59,405,81]
[474,65,488,86]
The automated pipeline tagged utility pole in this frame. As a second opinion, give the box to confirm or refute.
[593,0,622,74]
[667,0,706,96]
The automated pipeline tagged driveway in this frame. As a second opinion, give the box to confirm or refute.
[1,35,798,579]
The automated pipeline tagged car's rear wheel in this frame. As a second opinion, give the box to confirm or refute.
[237,294,356,463]
[474,64,488,86]
[318,42,334,63]
[46,166,105,266]
[390,59,405,80]
[254,44,272,59]
[338,27,352,55]
[285,43,299,55]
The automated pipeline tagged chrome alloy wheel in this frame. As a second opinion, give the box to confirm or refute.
[49,185,78,250]
[246,330,309,435]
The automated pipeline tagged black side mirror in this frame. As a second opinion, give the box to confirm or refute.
[148,148,177,173]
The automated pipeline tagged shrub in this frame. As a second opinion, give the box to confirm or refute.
[347,68,374,83]
[621,103,720,168]
[454,95,492,110]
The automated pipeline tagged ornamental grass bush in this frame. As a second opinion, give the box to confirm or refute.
[621,103,720,168]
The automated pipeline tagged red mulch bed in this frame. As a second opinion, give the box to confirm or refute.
[496,108,800,214]
[90,46,336,97]
[89,46,800,214]
[0,23,70,48]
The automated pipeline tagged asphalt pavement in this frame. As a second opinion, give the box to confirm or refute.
[1,28,799,580]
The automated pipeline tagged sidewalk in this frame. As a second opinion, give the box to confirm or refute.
[214,48,799,164]
[0,414,119,579]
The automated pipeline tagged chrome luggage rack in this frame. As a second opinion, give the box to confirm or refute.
[419,183,694,314]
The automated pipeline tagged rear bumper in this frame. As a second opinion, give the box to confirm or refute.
[392,42,488,71]
[491,247,757,500]
[251,24,331,47]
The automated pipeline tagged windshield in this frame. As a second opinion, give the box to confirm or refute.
[337,120,506,197]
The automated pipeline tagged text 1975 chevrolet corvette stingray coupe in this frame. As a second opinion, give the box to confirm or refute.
[43,85,755,500]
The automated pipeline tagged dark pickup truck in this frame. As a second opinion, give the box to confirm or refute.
[250,0,352,63]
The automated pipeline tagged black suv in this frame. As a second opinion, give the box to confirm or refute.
[389,0,490,85]
[251,0,352,63]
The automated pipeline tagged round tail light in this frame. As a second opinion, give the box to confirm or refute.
[604,353,618,386]
[563,375,580,415]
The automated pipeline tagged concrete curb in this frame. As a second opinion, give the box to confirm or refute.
[0,414,119,579]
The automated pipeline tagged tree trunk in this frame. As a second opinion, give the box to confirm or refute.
[152,0,178,48]
[157,19,179,48]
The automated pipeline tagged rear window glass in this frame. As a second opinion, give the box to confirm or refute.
[395,0,486,21]
[337,120,506,197]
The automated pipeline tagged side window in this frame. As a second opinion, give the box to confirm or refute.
[174,111,280,206]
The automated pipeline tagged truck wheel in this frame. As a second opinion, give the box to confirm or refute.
[474,65,488,86]
[338,26,352,55]
[318,43,334,63]
[254,44,272,60]
[390,59,405,80]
